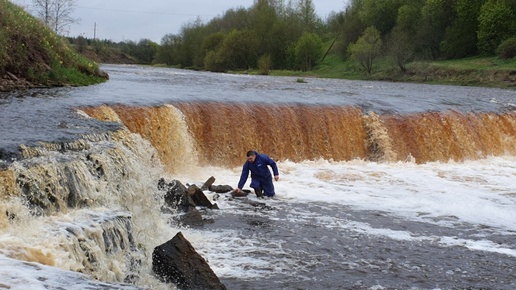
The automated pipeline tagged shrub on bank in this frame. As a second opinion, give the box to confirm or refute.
[496,37,516,59]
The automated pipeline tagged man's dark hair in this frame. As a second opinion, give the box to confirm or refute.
[246,150,256,157]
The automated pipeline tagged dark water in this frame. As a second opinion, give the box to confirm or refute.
[201,199,516,290]
[1,64,515,158]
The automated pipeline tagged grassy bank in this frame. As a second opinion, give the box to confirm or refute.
[0,0,107,91]
[268,55,516,89]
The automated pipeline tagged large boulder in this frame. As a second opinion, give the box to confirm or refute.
[152,232,227,290]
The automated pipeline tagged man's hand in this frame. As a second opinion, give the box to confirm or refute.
[235,188,241,193]
[274,175,279,181]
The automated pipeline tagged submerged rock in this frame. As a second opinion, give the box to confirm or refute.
[152,232,227,290]
[176,207,204,228]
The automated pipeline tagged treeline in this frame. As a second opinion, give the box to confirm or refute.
[155,0,329,73]
[153,0,516,74]
[68,0,516,74]
[67,37,159,64]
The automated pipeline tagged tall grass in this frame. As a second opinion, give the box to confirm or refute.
[0,0,107,86]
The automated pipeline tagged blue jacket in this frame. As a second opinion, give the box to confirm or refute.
[238,152,279,189]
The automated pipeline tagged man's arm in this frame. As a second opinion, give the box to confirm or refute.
[237,162,250,190]
[265,155,279,179]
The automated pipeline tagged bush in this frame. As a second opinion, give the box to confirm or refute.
[496,37,516,59]
[204,50,226,72]
[257,54,272,75]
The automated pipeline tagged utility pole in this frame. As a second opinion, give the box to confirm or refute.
[93,22,97,40]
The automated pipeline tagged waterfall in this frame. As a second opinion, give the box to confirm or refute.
[85,103,516,166]
[0,120,176,288]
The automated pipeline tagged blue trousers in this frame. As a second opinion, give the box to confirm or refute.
[250,177,275,197]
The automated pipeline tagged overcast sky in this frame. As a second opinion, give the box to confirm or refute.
[12,0,349,43]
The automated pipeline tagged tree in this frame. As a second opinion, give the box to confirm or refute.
[296,0,318,33]
[32,0,78,35]
[387,26,414,72]
[335,0,367,59]
[251,0,279,58]
[440,0,483,59]
[218,29,260,70]
[359,0,404,36]
[417,0,454,59]
[294,32,323,71]
[178,17,208,68]
[203,32,226,72]
[477,0,515,55]
[155,34,182,65]
[133,39,159,64]
[348,26,382,75]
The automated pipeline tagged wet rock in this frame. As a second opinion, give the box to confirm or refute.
[200,176,216,191]
[230,189,249,198]
[152,231,227,290]
[210,184,234,193]
[187,184,217,209]
[160,179,195,210]
[159,178,220,227]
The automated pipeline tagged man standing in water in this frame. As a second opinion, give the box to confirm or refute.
[235,150,279,198]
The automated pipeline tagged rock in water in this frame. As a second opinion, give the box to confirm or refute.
[152,232,227,290]
[188,184,216,209]
[161,179,195,210]
[209,184,234,193]
[200,176,216,191]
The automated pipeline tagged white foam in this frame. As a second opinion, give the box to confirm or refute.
[191,157,516,232]
[269,157,516,232]
[178,156,516,277]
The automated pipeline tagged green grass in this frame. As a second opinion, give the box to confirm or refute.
[429,56,516,71]
[0,0,107,87]
[264,55,516,88]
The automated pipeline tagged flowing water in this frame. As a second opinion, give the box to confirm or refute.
[0,65,516,289]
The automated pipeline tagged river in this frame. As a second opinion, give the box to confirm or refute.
[0,65,515,289]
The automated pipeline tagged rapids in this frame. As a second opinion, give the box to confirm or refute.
[0,64,515,289]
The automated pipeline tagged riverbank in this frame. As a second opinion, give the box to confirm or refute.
[0,1,107,92]
[256,56,516,89]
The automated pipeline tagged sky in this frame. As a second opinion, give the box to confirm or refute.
[12,0,349,43]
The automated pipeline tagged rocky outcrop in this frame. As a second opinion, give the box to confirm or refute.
[152,231,227,290]
[158,178,220,227]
